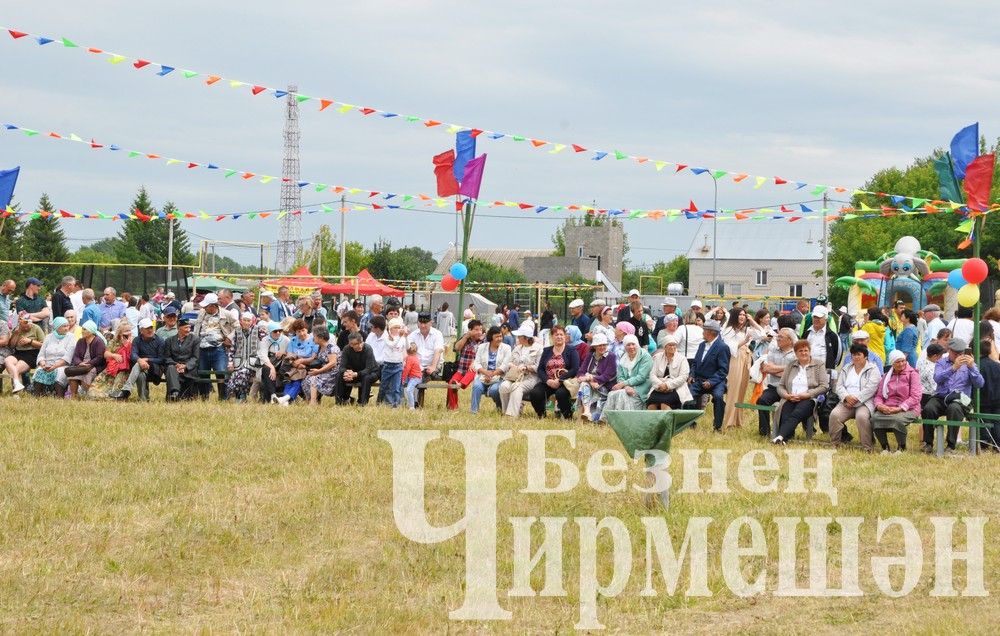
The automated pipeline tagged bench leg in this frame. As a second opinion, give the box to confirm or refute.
[935,425,945,458]
[970,422,978,456]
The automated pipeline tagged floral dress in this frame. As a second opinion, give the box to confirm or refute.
[302,342,340,396]
[90,336,131,397]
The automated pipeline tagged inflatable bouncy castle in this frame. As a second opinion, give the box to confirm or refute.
[834,236,966,316]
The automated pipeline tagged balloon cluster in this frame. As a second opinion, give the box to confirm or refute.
[948,258,988,307]
[441,262,468,292]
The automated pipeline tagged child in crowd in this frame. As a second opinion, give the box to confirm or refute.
[274,319,318,405]
[381,318,408,407]
[402,342,423,409]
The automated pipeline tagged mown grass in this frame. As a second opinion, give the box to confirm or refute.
[0,391,997,634]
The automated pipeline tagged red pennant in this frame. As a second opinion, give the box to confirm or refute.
[518,203,534,210]
[251,85,266,95]
[242,172,255,179]
[963,154,996,212]
[59,209,73,218]
[333,186,345,193]
[319,99,333,111]
[135,210,151,222]
[571,144,587,153]
[87,48,102,54]
[424,120,442,127]
[688,200,698,212]
[359,107,376,115]
[205,75,221,85]
[133,59,150,69]
[469,129,483,138]
[146,154,160,159]
[368,191,379,198]
[372,204,383,210]
[48,132,61,139]
[8,30,28,39]
[215,215,226,221]
[187,162,198,169]
[774,177,787,185]
[456,202,465,211]
[788,216,802,222]
[89,139,103,149]
[675,164,687,172]
[184,212,196,219]
[432,149,459,196]
[780,205,793,213]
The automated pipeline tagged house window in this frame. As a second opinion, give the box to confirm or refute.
[755,270,767,286]
[708,281,724,296]
[789,284,803,297]
[730,283,742,295]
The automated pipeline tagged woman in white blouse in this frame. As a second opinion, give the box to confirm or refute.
[470,326,512,413]
[674,311,704,367]
[828,343,882,451]
[720,307,766,429]
[31,316,76,396]
[646,336,693,410]
[499,324,542,417]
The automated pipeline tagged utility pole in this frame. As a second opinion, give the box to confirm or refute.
[822,192,829,297]
[711,174,719,297]
[211,245,216,274]
[166,215,174,293]
[339,194,347,278]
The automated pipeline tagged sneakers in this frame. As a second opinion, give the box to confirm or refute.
[880,449,890,455]
[11,380,25,394]
[771,435,785,445]
[112,389,131,401]
[270,395,279,404]
[276,395,291,407]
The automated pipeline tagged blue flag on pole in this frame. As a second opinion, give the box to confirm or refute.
[454,130,476,182]
[0,167,19,209]
[950,123,978,180]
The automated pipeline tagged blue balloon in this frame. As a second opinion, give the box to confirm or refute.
[450,262,468,281]
[948,268,967,290]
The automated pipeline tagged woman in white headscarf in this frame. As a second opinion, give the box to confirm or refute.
[602,334,653,416]
[871,350,922,453]
[31,316,76,396]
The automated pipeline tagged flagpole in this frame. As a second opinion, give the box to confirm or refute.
[971,214,983,455]
[456,199,473,338]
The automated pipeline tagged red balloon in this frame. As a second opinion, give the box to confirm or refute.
[441,274,459,292]
[962,257,989,285]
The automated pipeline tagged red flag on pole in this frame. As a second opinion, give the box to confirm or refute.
[963,154,995,211]
[433,150,459,197]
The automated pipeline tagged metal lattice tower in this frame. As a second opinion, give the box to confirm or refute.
[275,84,302,272]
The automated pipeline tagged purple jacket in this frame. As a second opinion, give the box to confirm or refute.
[874,365,922,416]
[71,336,107,373]
[577,349,618,390]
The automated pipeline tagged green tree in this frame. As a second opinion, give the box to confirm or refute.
[365,238,438,282]
[621,256,689,296]
[113,190,195,266]
[22,194,70,286]
[828,143,1000,306]
[462,256,528,305]
[297,224,370,278]
[550,216,629,259]
[0,205,25,282]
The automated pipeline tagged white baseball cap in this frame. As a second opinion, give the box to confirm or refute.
[851,331,870,341]
[513,324,534,338]
[690,300,703,308]
[568,298,584,309]
[591,333,609,346]
[662,297,678,306]
[138,318,154,329]
[628,289,640,297]
[199,293,219,307]
[812,305,829,318]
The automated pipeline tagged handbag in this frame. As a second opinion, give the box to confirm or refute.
[64,364,92,378]
[562,376,581,396]
[504,366,524,383]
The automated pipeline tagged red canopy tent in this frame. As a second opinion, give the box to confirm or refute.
[261,265,326,295]
[321,268,405,297]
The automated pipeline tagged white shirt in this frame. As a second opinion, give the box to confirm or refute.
[807,327,827,364]
[791,365,809,395]
[924,316,946,347]
[676,324,704,359]
[69,290,85,315]
[947,318,974,346]
[408,327,445,369]
[380,331,407,364]
[843,365,861,397]
[366,331,388,363]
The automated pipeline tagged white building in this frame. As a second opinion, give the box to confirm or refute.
[687,223,824,299]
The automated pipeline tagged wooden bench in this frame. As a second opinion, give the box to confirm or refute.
[415,381,455,408]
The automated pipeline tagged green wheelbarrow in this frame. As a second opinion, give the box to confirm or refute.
[603,409,704,509]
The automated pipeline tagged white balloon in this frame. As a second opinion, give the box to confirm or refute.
[894,236,921,255]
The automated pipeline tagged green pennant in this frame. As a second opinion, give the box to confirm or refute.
[128,150,141,158]
[22,129,38,136]
[404,204,415,209]
[910,198,928,208]
[30,212,41,219]
[402,195,413,202]
[295,94,311,103]
[405,116,420,123]
[277,210,287,219]
[628,210,642,218]
[843,214,857,220]
[811,185,829,195]
[512,135,526,142]
[955,219,974,233]
[615,150,628,160]
[552,206,564,211]
[248,212,257,219]
[315,184,326,192]
[183,71,198,79]
[225,169,237,178]
[712,170,727,179]
[321,205,332,212]
[61,38,78,48]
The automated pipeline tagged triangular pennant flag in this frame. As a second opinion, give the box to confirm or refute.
[592,151,608,161]
[614,150,627,160]
[712,170,727,179]
[36,37,54,46]
[251,85,266,95]
[108,54,126,64]
[183,70,198,78]
[732,173,748,182]
[753,176,766,189]
[157,65,175,76]
[675,164,687,172]
[61,37,78,48]
[205,75,221,85]
[133,59,150,69]
[295,94,311,103]
[572,144,587,153]
[689,167,708,175]
[8,30,28,39]
[654,161,666,171]
[549,144,566,154]
[774,177,788,185]
[319,99,333,111]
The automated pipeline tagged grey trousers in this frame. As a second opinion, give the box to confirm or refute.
[828,403,873,451]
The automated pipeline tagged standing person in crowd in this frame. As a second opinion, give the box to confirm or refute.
[771,339,830,444]
[407,313,444,383]
[499,324,542,417]
[528,325,579,419]
[721,306,766,429]
[404,303,420,332]
[895,309,920,367]
[193,293,236,400]
[402,342,423,409]
[446,320,484,410]
[651,298,678,344]
[435,302,455,339]
[921,338,984,452]
[238,289,258,317]
[470,325,511,414]
[16,278,51,330]
[789,299,809,324]
[269,286,295,323]
[756,327,797,437]
[539,303,556,347]
[566,325,589,365]
[310,291,327,322]
[646,335,692,411]
[568,298,591,335]
[601,334,652,416]
[336,311,360,350]
[155,306,179,340]
[303,328,340,406]
[837,305,854,355]
[983,308,1000,358]
[273,319,318,405]
[675,310,704,369]
[0,279,16,323]
[113,319,165,401]
[871,350,923,453]
[226,312,260,402]
[336,332,379,406]
[945,308,976,351]
[258,322,289,403]
[922,304,946,349]
[164,318,200,401]
[31,316,75,396]
[828,343,882,451]
[585,299,606,341]
[137,294,156,325]
[98,287,126,331]
[4,312,44,393]
[380,318,408,408]
[521,310,536,336]
[364,316,388,394]
[50,276,76,324]
[216,289,240,321]
[978,340,1000,451]
[359,294,384,337]
[124,296,140,337]
[848,330,884,369]
[67,321,105,398]
[490,307,504,329]
[800,305,840,372]
[575,332,617,421]
[688,320,731,430]
[888,299,907,337]
[616,290,651,349]
[506,304,521,330]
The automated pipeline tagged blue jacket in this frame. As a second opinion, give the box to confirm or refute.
[130,333,166,365]
[536,344,580,382]
[691,337,731,388]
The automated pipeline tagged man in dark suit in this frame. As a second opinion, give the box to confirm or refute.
[689,319,731,431]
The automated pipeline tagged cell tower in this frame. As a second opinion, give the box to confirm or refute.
[275,84,302,272]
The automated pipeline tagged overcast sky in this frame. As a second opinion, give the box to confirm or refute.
[2,2,997,270]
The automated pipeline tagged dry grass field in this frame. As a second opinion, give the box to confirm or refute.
[0,392,997,634]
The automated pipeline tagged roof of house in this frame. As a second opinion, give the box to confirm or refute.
[686,223,824,261]
[433,247,554,275]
